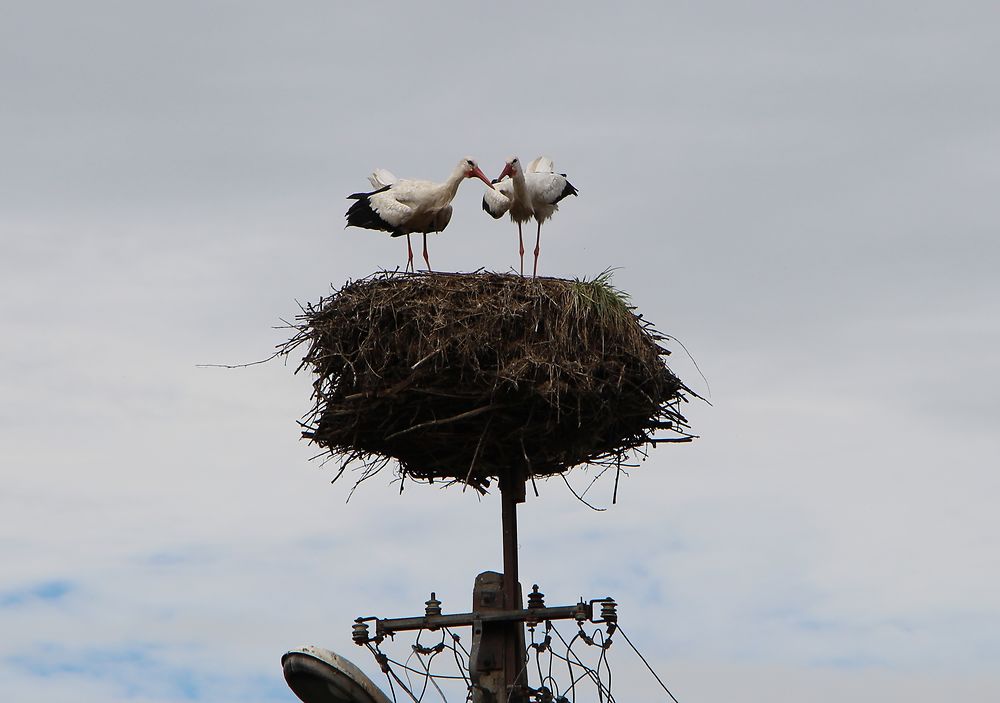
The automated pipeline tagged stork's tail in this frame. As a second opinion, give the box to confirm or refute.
[345,185,396,233]
[555,179,578,203]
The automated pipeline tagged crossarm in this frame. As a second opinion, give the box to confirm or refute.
[374,602,593,637]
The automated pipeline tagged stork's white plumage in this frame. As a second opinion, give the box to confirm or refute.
[482,155,578,276]
[347,158,493,271]
[367,168,397,190]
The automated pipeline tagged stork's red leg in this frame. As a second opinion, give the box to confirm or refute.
[423,233,431,271]
[532,222,541,278]
[518,223,524,276]
[406,234,414,272]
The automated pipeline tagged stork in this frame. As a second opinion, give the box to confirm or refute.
[482,156,578,277]
[346,157,493,272]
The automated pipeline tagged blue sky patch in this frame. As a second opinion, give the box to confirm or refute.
[0,579,75,608]
[5,642,292,702]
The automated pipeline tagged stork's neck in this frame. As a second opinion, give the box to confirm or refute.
[510,168,528,201]
[440,164,467,202]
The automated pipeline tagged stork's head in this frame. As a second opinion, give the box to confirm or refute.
[498,156,521,181]
[460,157,493,188]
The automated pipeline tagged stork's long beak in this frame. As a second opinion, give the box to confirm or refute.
[471,166,495,189]
[498,162,514,181]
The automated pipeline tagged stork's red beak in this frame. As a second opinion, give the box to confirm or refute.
[470,165,494,189]
[498,162,514,181]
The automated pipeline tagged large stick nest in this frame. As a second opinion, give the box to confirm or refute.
[284,271,695,492]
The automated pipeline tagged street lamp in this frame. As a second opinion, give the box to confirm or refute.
[281,646,391,703]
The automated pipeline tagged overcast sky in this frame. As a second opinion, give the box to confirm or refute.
[2,2,998,701]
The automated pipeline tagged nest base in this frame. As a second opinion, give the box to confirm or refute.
[286,271,693,491]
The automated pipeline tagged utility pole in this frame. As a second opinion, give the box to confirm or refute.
[347,465,616,703]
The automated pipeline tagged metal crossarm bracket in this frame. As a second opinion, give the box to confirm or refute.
[374,602,593,638]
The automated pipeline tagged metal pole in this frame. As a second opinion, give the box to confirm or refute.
[499,468,526,702]
[500,474,520,608]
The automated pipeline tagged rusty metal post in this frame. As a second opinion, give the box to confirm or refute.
[500,469,523,610]
[499,467,527,702]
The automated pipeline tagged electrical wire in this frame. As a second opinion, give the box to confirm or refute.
[616,625,681,703]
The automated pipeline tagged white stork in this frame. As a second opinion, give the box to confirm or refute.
[482,156,578,277]
[346,157,493,272]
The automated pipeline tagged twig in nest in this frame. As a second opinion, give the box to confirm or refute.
[462,415,493,493]
[384,403,504,441]
[559,472,607,512]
